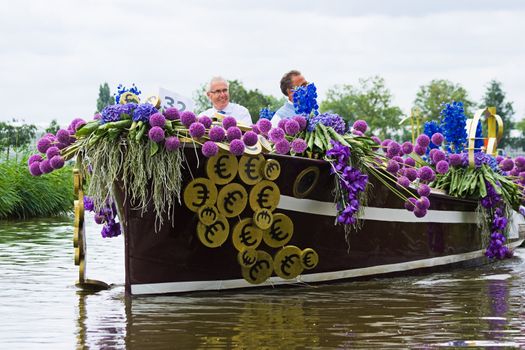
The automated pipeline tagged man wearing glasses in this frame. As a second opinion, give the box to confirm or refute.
[271,70,307,127]
[200,76,252,125]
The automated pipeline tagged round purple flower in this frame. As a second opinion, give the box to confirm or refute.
[256,118,272,134]
[436,160,449,174]
[416,134,430,148]
[514,156,525,170]
[180,111,197,128]
[93,113,101,120]
[164,107,181,120]
[404,197,417,212]
[202,141,219,158]
[189,122,206,138]
[226,126,242,141]
[149,113,166,128]
[39,159,53,174]
[431,132,444,146]
[56,129,70,143]
[291,138,307,154]
[222,116,237,129]
[404,157,416,167]
[36,137,52,153]
[500,158,514,172]
[405,168,418,181]
[277,119,287,130]
[243,131,258,146]
[251,124,261,134]
[198,115,212,129]
[417,184,431,197]
[229,139,245,156]
[27,154,42,166]
[284,119,300,135]
[353,130,364,136]
[68,118,85,131]
[387,142,401,158]
[397,176,410,188]
[381,139,392,150]
[414,207,427,218]
[414,145,426,156]
[148,126,165,142]
[449,154,462,167]
[416,196,430,210]
[56,142,68,150]
[352,120,368,133]
[431,150,446,164]
[164,136,180,151]
[94,214,105,225]
[293,115,307,130]
[393,156,404,165]
[268,127,285,143]
[46,146,60,159]
[29,162,42,176]
[400,142,413,155]
[386,159,400,174]
[50,155,65,169]
[496,155,504,164]
[275,139,291,154]
[418,166,435,181]
[209,126,226,142]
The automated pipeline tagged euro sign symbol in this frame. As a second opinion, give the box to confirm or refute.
[256,210,272,225]
[244,157,259,180]
[256,185,273,209]
[239,223,257,246]
[192,183,210,207]
[204,220,226,244]
[302,251,315,269]
[249,259,270,281]
[265,162,279,178]
[223,190,243,214]
[269,219,289,241]
[214,155,231,179]
[200,207,217,222]
[241,250,256,266]
[280,254,300,276]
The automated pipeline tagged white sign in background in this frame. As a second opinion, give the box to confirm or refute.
[158,87,195,113]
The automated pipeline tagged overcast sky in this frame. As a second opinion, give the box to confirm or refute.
[1,0,524,126]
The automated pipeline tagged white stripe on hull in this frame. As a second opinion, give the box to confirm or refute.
[130,239,523,295]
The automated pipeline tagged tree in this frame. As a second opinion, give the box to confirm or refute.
[320,76,404,140]
[193,80,285,124]
[413,79,475,122]
[45,119,60,135]
[96,82,115,112]
[480,80,515,148]
[0,119,37,160]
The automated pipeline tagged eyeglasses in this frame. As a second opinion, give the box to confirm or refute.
[210,88,229,95]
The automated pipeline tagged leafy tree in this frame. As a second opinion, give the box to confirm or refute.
[45,119,60,135]
[0,119,37,160]
[480,80,514,148]
[514,118,525,150]
[96,82,115,113]
[413,79,474,121]
[320,76,404,140]
[193,80,285,124]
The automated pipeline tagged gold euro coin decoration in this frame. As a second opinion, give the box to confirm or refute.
[119,91,140,104]
[217,183,248,218]
[262,213,293,248]
[183,178,218,212]
[196,214,230,248]
[273,245,303,280]
[262,159,281,181]
[238,154,264,185]
[238,248,257,268]
[301,248,319,270]
[253,208,273,230]
[232,218,263,251]
[206,153,239,185]
[241,250,274,285]
[249,180,280,212]
[198,205,219,225]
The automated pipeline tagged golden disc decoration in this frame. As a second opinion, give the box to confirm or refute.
[217,183,248,218]
[262,213,293,248]
[259,135,273,153]
[198,205,219,225]
[300,248,319,270]
[206,153,238,185]
[119,91,140,104]
[241,250,274,284]
[183,178,218,212]
[262,159,281,181]
[253,208,273,230]
[196,214,230,248]
[244,141,262,155]
[238,154,264,185]
[237,248,257,268]
[144,95,161,108]
[232,218,263,251]
[249,180,280,212]
[273,245,303,280]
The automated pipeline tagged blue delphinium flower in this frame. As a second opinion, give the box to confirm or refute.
[293,83,319,116]
[259,107,275,120]
[423,120,443,151]
[474,122,484,150]
[133,103,158,123]
[440,101,467,153]
[307,112,346,134]
[115,83,142,104]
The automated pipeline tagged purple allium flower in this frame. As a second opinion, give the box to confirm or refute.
[404,157,416,167]
[149,113,166,128]
[352,120,368,133]
[401,141,414,155]
[243,131,258,146]
[381,139,392,152]
[56,129,70,143]
[229,139,245,156]
[293,115,307,130]
[284,119,300,135]
[198,115,212,129]
[36,137,52,153]
[164,107,181,120]
[386,159,400,174]
[449,153,462,167]
[29,162,42,176]
[133,103,158,123]
[509,167,520,176]
[189,122,206,138]
[414,207,427,218]
[432,150,446,164]
[56,142,67,150]
[496,155,504,164]
[431,132,444,146]
[93,113,101,120]
[277,118,287,130]
[500,158,514,172]
[404,197,417,211]
[148,126,165,142]
[27,154,42,166]
[256,118,272,134]
[416,134,430,148]
[164,136,180,151]
[68,118,85,131]
[291,138,307,154]
[418,184,431,197]
[397,176,410,188]
[414,145,426,156]
[268,127,285,143]
[46,146,60,159]
[39,159,53,174]
[436,160,449,174]
[405,167,418,181]
[418,166,435,181]
[514,156,525,170]
[49,155,64,169]
[371,136,381,150]
[222,116,237,129]
[83,196,94,211]
[387,142,401,158]
[202,141,219,158]
[94,214,105,225]
[353,130,364,136]
[226,126,242,141]
[209,126,226,142]
[275,139,291,154]
[180,111,197,127]
[251,124,261,134]
[416,196,430,210]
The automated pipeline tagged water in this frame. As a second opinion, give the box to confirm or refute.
[1,215,524,349]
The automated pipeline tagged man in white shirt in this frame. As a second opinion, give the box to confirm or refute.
[200,76,252,125]
[271,70,308,127]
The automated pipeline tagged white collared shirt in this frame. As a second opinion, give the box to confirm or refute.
[200,103,252,126]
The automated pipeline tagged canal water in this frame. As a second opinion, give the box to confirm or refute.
[0,215,524,349]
